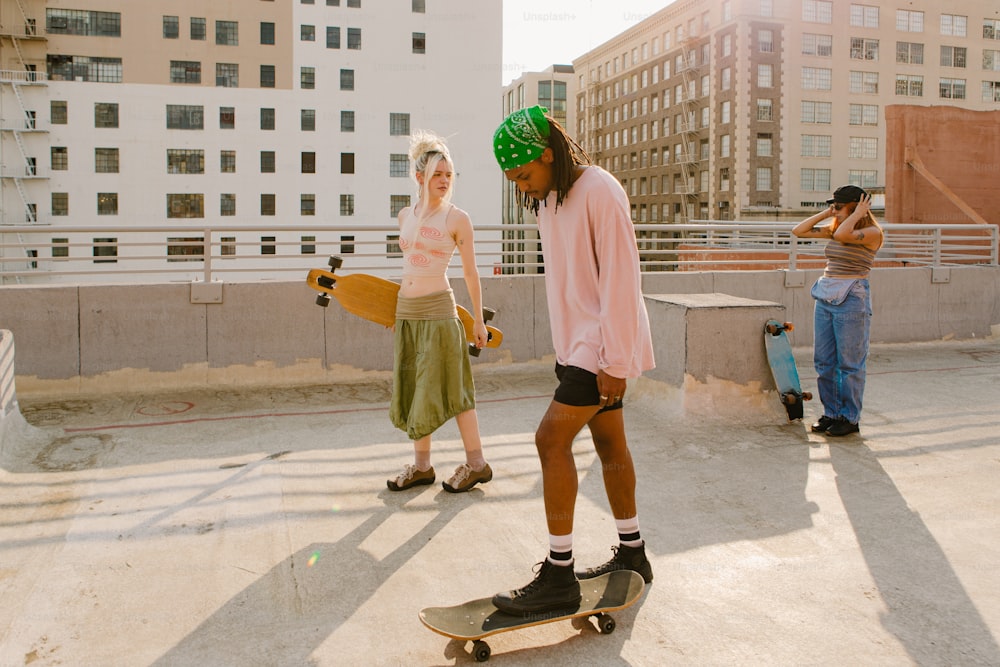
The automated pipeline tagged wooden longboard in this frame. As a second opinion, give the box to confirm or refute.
[764,320,813,421]
[419,570,645,662]
[305,256,502,355]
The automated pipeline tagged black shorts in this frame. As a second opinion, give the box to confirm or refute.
[553,363,623,412]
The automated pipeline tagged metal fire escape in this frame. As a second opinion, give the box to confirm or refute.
[674,38,706,223]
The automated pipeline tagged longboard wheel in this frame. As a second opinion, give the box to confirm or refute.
[468,343,481,357]
[783,322,794,332]
[595,612,616,634]
[482,307,496,322]
[328,255,343,270]
[803,391,813,400]
[315,293,331,308]
[765,323,780,335]
[472,640,491,662]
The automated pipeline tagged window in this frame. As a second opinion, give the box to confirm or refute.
[802,0,832,24]
[302,25,315,41]
[341,110,355,132]
[939,78,966,99]
[220,107,235,129]
[261,108,275,130]
[51,101,68,124]
[801,134,832,157]
[301,67,315,89]
[755,167,772,191]
[986,19,1000,40]
[95,147,119,173]
[390,195,411,217]
[756,99,773,121]
[341,69,355,90]
[167,194,204,218]
[191,17,206,40]
[52,193,69,216]
[389,112,410,136]
[221,150,236,173]
[261,65,276,88]
[170,61,201,83]
[301,109,316,131]
[302,152,316,173]
[341,153,355,174]
[167,237,205,262]
[51,146,68,170]
[849,4,879,28]
[260,151,276,173]
[849,71,879,94]
[167,149,204,174]
[896,41,924,64]
[348,27,361,49]
[163,15,179,38]
[801,168,831,192]
[757,64,773,87]
[340,194,355,216]
[52,238,69,259]
[896,10,923,33]
[93,237,117,263]
[301,236,316,255]
[983,81,1000,102]
[850,38,879,61]
[849,137,878,159]
[940,14,967,37]
[216,20,238,45]
[301,194,316,216]
[720,101,731,123]
[802,33,833,56]
[221,194,236,216]
[221,236,236,257]
[166,104,203,129]
[261,194,276,215]
[261,236,276,256]
[390,154,408,177]
[261,22,275,45]
[848,170,879,189]
[413,0,425,13]
[895,74,924,96]
[801,100,832,123]
[347,0,360,7]
[216,63,239,87]
[412,32,426,54]
[97,193,118,215]
[758,30,773,52]
[849,104,879,126]
[386,235,402,258]
[757,134,773,157]
[940,46,967,68]
[340,235,355,254]
[46,9,121,36]
[985,50,1000,71]
[49,55,122,83]
[802,67,832,90]
[327,26,341,49]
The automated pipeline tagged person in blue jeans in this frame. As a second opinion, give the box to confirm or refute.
[792,185,883,436]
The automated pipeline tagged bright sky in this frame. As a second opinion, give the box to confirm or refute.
[502,0,675,85]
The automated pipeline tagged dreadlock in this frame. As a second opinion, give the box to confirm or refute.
[520,116,593,215]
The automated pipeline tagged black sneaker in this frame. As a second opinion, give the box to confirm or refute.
[492,560,581,615]
[811,416,837,433]
[826,419,860,437]
[576,543,653,584]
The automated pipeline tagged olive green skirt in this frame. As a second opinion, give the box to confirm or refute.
[390,290,475,440]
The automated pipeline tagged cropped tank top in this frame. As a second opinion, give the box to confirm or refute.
[824,240,878,278]
[399,203,457,277]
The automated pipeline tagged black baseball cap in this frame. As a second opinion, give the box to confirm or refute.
[826,185,867,204]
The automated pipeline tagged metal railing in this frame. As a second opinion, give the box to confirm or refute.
[0,221,996,284]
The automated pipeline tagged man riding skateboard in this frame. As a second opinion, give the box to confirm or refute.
[489,106,656,615]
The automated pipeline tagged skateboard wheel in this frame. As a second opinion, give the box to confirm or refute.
[328,255,343,270]
[803,391,813,401]
[472,640,491,662]
[595,612,616,634]
[482,307,496,322]
[783,322,794,332]
[315,293,331,308]
[468,343,481,358]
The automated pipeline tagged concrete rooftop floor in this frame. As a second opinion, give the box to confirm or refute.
[1,339,999,666]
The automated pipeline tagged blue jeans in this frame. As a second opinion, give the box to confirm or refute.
[812,280,872,424]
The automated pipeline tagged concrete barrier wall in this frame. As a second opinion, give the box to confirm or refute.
[1,266,997,395]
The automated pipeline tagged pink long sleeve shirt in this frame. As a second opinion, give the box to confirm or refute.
[536,166,655,379]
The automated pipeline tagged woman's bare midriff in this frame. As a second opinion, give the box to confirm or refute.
[399,274,451,299]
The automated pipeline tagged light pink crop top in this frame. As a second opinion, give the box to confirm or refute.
[399,203,457,276]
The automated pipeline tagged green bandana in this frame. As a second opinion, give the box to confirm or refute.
[493,105,550,170]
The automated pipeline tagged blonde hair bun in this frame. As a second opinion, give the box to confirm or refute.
[408,129,450,163]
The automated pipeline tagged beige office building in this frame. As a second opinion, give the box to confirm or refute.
[571,0,1000,223]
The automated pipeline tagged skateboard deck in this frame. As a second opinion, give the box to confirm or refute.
[305,256,502,356]
[419,570,645,662]
[764,320,813,421]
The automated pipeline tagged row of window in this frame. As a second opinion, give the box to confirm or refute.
[47,192,411,219]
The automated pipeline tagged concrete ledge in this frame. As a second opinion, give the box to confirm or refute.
[644,293,786,388]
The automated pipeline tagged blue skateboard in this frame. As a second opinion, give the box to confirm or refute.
[764,320,812,421]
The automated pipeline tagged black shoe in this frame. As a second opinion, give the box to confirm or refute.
[811,416,836,433]
[492,560,581,615]
[826,419,860,437]
[576,543,654,584]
